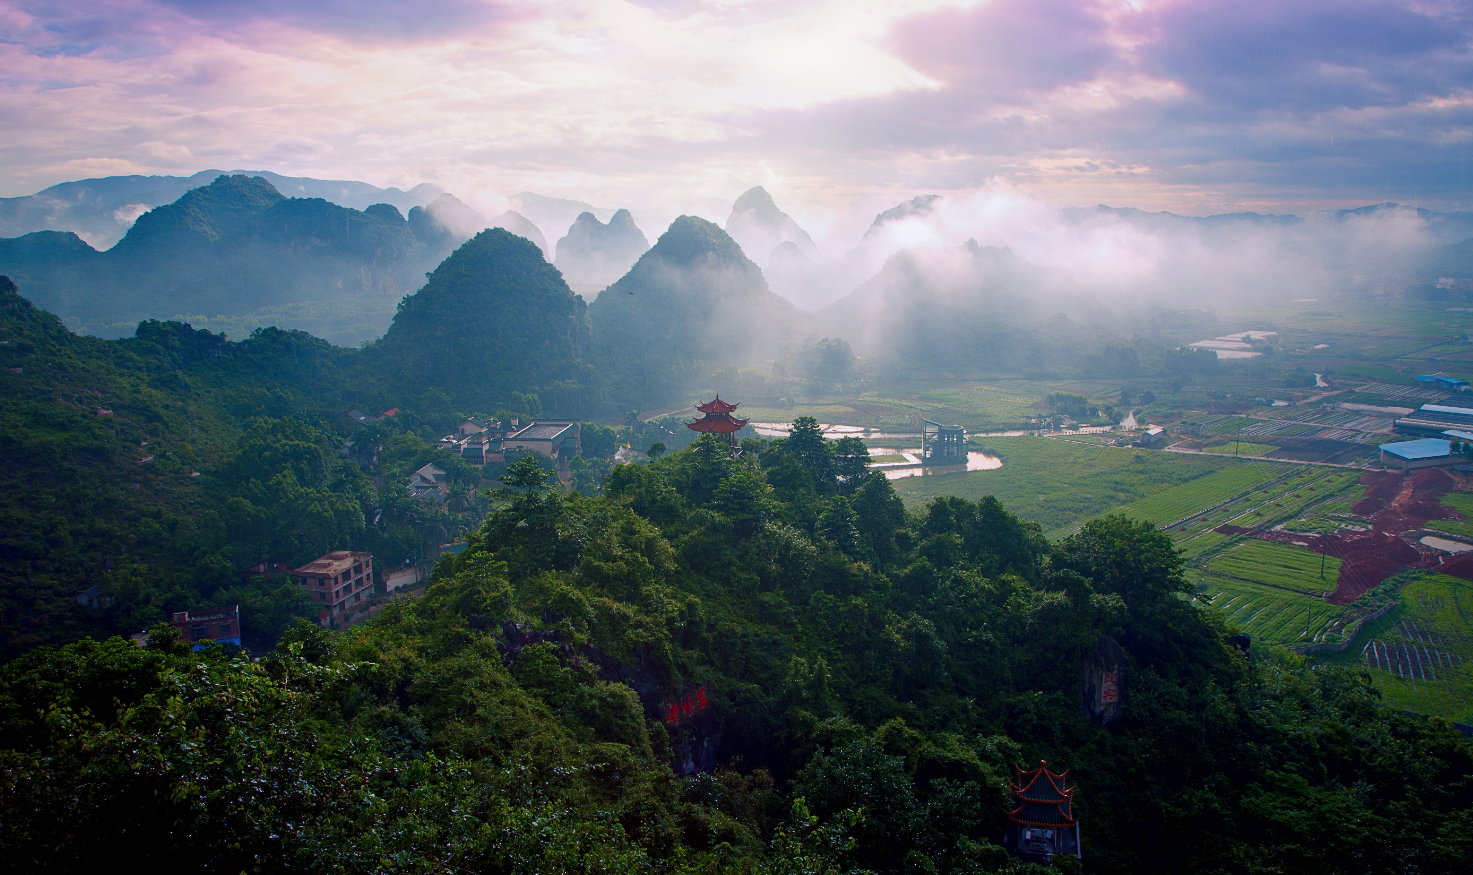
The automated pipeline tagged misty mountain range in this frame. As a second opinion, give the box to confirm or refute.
[0,169,446,250]
[4,169,1473,366]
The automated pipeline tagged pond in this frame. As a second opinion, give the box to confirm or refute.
[865,447,1003,480]
[1420,535,1473,554]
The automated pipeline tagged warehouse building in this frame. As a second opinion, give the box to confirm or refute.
[1380,438,1458,470]
[1394,401,1473,437]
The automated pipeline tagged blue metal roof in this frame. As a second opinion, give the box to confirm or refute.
[1381,438,1452,461]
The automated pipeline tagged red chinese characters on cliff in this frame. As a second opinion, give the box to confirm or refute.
[665,686,709,724]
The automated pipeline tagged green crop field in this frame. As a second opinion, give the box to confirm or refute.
[1201,441,1279,456]
[1318,573,1473,723]
[1104,464,1286,528]
[1199,577,1347,646]
[890,436,1253,534]
[1168,469,1360,553]
[1422,492,1473,540]
[1206,417,1260,435]
[1204,540,1340,596]
[1053,434,1120,446]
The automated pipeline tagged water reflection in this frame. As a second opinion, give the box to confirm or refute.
[875,450,1003,480]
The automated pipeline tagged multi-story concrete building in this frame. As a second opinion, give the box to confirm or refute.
[172,605,241,649]
[294,551,374,620]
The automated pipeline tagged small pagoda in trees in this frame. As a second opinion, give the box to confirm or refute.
[1004,761,1080,863]
[687,395,749,451]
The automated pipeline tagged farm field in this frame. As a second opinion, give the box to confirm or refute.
[1103,464,1286,528]
[1201,441,1278,456]
[1168,468,1360,547]
[1203,540,1340,596]
[1422,492,1473,540]
[1318,573,1473,724]
[740,375,1137,433]
[1052,434,1119,446]
[1199,577,1347,647]
[890,436,1249,533]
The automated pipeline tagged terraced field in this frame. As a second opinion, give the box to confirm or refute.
[1200,578,1346,646]
[1319,573,1473,723]
[1203,540,1340,596]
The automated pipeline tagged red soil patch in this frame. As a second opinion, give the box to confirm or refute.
[1252,528,1437,604]
[1214,524,1252,535]
[1438,555,1473,581]
[1326,531,1430,604]
[1350,469,1459,532]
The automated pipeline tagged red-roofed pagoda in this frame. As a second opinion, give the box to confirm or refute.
[1005,761,1080,862]
[687,396,749,451]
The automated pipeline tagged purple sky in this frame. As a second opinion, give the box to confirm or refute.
[3,0,1471,236]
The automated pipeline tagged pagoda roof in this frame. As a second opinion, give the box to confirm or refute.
[696,395,740,414]
[688,412,749,434]
[1007,762,1076,828]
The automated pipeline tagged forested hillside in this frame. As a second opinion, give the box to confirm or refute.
[0,269,579,657]
[0,176,474,344]
[589,216,812,409]
[3,427,1470,873]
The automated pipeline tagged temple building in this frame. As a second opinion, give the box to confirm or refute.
[687,396,749,451]
[1004,761,1080,863]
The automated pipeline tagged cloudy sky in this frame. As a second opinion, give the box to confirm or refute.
[3,0,1471,240]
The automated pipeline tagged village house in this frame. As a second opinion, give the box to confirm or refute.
[294,551,375,622]
[407,462,450,501]
[435,417,522,466]
[171,605,241,650]
[1135,426,1168,448]
[502,421,581,461]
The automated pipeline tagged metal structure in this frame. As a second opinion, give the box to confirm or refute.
[921,419,967,464]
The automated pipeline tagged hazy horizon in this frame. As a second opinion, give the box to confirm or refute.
[2,0,1471,254]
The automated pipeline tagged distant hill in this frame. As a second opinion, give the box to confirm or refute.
[765,193,944,310]
[820,240,1106,372]
[0,169,442,249]
[588,215,810,405]
[1428,237,1473,279]
[407,194,492,265]
[487,210,548,257]
[509,192,616,248]
[724,186,820,267]
[0,175,458,345]
[554,209,649,294]
[367,227,592,413]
